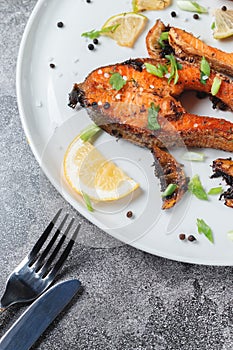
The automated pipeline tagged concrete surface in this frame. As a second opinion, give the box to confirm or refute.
[0,1,233,349]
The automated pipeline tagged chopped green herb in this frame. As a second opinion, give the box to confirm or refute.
[80,124,101,142]
[147,103,160,130]
[144,62,168,78]
[165,54,182,84]
[182,151,206,162]
[188,174,208,200]
[177,1,208,14]
[109,72,126,91]
[211,77,222,96]
[82,192,94,212]
[208,187,223,195]
[161,183,178,197]
[227,230,233,241]
[200,57,210,84]
[81,24,120,39]
[211,22,216,30]
[197,218,214,243]
[158,31,169,48]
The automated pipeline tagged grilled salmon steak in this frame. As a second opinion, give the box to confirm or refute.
[146,19,233,77]
[69,57,233,208]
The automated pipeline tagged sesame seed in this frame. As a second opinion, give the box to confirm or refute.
[139,87,144,92]
[98,69,103,74]
[104,73,110,78]
[150,85,154,89]
[123,75,128,81]
[194,123,198,128]
[98,101,102,106]
[115,94,121,100]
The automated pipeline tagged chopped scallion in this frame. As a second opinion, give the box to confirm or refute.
[147,103,160,130]
[144,62,168,78]
[188,174,208,200]
[182,151,206,162]
[161,183,178,197]
[197,218,214,243]
[81,24,120,39]
[82,192,94,212]
[177,1,208,14]
[80,124,101,142]
[207,187,223,195]
[158,31,169,48]
[211,77,222,96]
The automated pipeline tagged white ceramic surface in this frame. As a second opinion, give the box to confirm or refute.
[17,0,233,265]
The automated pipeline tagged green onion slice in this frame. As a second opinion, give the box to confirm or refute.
[188,174,208,200]
[177,1,208,13]
[161,183,178,197]
[80,124,101,142]
[82,192,94,212]
[81,25,120,39]
[211,77,222,96]
[208,187,223,195]
[182,151,206,162]
[144,62,168,78]
[197,218,214,243]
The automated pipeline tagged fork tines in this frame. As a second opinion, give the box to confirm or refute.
[28,209,81,278]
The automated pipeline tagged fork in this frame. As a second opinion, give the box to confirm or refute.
[0,209,81,313]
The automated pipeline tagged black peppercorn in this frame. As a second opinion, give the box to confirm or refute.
[179,233,186,241]
[103,102,110,109]
[126,211,133,218]
[49,63,55,69]
[86,0,91,3]
[91,101,98,108]
[57,21,64,28]
[93,38,99,45]
[171,11,177,18]
[222,6,227,11]
[193,14,199,20]
[88,43,95,51]
[188,235,196,242]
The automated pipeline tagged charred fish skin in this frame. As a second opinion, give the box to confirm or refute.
[211,158,233,208]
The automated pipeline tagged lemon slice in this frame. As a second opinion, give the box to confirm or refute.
[63,134,139,201]
[102,12,148,47]
[213,9,233,39]
[132,0,171,12]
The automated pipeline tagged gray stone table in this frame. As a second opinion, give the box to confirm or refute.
[1,1,233,349]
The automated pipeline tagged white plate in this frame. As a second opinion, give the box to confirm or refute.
[17,0,233,265]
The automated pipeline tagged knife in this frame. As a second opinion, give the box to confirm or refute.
[0,279,81,350]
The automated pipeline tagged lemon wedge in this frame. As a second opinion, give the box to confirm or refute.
[213,9,233,39]
[132,0,171,12]
[101,12,148,47]
[63,134,139,202]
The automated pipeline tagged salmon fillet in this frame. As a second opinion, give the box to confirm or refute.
[69,58,233,208]
[146,19,233,77]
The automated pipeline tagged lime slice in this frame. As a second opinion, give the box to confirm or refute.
[102,12,148,47]
[213,9,233,39]
[132,0,171,12]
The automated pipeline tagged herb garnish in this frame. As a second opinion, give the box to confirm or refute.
[144,62,168,78]
[147,103,160,130]
[177,1,208,14]
[188,174,208,200]
[211,22,216,30]
[165,54,182,84]
[109,72,126,91]
[200,57,210,85]
[207,187,223,195]
[81,25,120,39]
[80,124,101,142]
[161,183,178,197]
[211,77,222,96]
[158,31,169,48]
[197,218,214,243]
[182,151,206,162]
[82,192,94,212]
